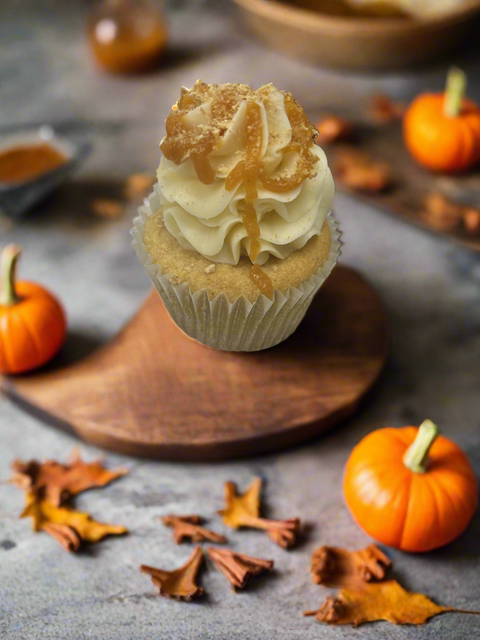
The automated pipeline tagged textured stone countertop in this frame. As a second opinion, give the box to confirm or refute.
[1,1,480,639]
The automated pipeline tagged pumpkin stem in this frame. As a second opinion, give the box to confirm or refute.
[403,419,438,474]
[0,244,22,307]
[444,66,467,118]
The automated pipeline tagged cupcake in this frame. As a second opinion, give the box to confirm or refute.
[132,81,340,351]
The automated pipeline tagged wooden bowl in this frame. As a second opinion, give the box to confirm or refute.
[231,0,480,70]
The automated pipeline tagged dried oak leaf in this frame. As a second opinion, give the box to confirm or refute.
[316,116,353,145]
[334,149,393,192]
[21,490,127,552]
[311,544,391,587]
[140,546,204,601]
[161,514,227,544]
[304,580,479,626]
[11,448,128,506]
[218,478,300,549]
[207,547,274,590]
[370,94,406,123]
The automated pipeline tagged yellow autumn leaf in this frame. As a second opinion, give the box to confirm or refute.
[304,580,479,626]
[218,478,261,529]
[218,478,300,548]
[21,490,127,551]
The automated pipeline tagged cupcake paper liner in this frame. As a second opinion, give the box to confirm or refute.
[131,186,342,352]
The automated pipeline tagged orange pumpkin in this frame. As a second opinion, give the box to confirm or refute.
[404,67,480,173]
[0,244,66,374]
[343,420,478,552]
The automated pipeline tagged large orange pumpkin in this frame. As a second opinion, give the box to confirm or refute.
[0,244,66,374]
[404,67,480,173]
[343,420,478,552]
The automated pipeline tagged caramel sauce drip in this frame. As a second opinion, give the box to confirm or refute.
[161,81,251,186]
[162,108,217,185]
[224,102,263,263]
[0,144,66,185]
[243,101,263,263]
[250,264,274,299]
[259,94,318,193]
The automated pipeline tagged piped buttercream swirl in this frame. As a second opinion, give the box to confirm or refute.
[157,82,334,266]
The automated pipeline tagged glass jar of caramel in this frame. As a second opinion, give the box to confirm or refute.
[87,0,168,74]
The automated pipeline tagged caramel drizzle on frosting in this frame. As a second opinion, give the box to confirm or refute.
[160,81,318,298]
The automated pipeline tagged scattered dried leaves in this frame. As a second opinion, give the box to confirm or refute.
[304,580,479,626]
[306,543,480,627]
[11,448,127,506]
[92,198,124,219]
[421,192,480,235]
[141,546,204,600]
[125,173,156,200]
[21,489,127,552]
[207,547,274,590]
[311,544,391,587]
[316,116,353,145]
[370,94,406,123]
[334,148,393,192]
[218,478,300,549]
[161,514,227,544]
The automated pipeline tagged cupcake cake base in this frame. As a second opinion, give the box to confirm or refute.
[132,187,341,352]
[2,266,388,461]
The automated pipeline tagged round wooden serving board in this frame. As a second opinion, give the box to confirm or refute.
[1,266,388,461]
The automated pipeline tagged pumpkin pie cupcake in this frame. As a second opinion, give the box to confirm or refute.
[132,81,340,351]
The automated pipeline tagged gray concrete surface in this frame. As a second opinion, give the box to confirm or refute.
[1,1,480,638]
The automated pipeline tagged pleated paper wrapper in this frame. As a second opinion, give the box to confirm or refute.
[131,187,341,352]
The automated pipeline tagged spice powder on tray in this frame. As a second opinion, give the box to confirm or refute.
[0,143,67,185]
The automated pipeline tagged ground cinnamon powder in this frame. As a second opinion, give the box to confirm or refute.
[0,144,66,184]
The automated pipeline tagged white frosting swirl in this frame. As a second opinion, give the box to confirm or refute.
[157,84,334,266]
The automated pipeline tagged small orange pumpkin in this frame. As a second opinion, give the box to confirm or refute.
[343,420,478,552]
[404,67,480,173]
[0,244,66,374]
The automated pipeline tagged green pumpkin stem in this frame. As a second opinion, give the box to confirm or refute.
[444,66,467,118]
[403,419,438,474]
[0,244,22,307]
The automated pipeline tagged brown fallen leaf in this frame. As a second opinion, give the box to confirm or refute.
[161,514,227,544]
[125,173,156,200]
[21,490,127,552]
[11,448,128,506]
[421,192,463,231]
[463,207,480,235]
[311,544,391,587]
[92,199,124,219]
[334,149,393,192]
[140,546,204,601]
[207,547,274,591]
[304,580,480,626]
[218,478,300,549]
[316,116,353,145]
[370,94,406,123]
